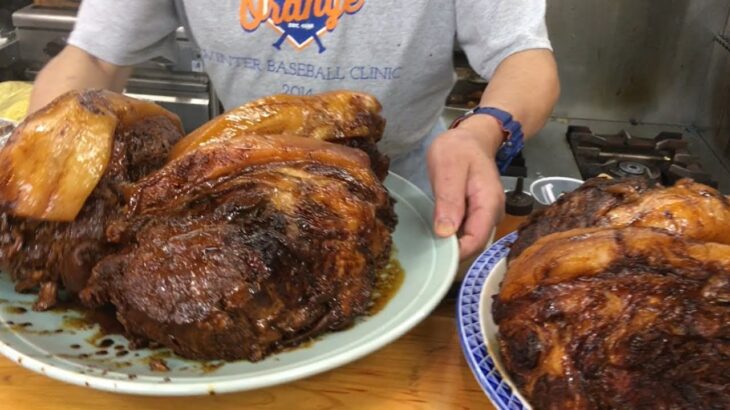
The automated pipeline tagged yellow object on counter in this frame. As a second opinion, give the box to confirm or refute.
[0,82,32,122]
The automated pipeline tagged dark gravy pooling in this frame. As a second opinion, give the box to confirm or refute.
[369,254,405,315]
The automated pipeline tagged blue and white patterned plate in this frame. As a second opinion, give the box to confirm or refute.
[456,233,532,410]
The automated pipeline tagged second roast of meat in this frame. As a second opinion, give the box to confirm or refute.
[510,177,730,260]
[498,176,730,409]
[495,227,730,409]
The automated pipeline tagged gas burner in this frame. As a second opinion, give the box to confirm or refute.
[566,126,718,188]
[610,160,662,180]
[619,161,651,176]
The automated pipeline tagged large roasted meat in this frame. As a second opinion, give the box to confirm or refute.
[168,91,389,180]
[81,132,396,361]
[0,90,184,309]
[510,177,730,259]
[495,227,730,409]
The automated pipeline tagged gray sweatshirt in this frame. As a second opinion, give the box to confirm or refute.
[69,0,551,160]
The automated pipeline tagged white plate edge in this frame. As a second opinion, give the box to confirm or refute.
[477,257,533,409]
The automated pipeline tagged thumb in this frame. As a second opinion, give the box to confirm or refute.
[428,149,468,238]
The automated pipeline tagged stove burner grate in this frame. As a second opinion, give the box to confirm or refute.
[566,126,717,187]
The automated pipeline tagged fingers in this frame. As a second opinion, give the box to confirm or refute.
[427,143,468,238]
[458,167,504,259]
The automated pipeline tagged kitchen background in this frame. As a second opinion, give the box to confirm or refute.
[1,0,729,192]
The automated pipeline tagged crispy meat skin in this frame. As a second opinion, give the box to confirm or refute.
[495,228,730,410]
[82,133,396,361]
[510,177,730,260]
[0,89,182,221]
[168,91,389,179]
[0,90,183,309]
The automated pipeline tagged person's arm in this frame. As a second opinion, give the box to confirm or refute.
[28,45,132,113]
[428,49,559,259]
[471,49,559,139]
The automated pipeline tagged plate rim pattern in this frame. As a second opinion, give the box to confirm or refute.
[456,232,527,410]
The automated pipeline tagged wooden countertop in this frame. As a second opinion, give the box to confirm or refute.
[0,299,493,410]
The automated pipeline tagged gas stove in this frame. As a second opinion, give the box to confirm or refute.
[566,125,718,188]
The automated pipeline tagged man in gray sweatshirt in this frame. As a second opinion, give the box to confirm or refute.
[29,0,559,260]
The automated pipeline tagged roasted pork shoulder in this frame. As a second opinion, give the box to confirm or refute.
[495,227,730,409]
[82,133,396,361]
[0,89,396,361]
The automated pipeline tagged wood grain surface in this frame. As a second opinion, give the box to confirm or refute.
[0,300,494,410]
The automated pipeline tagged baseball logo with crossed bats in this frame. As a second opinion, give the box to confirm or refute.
[240,0,365,53]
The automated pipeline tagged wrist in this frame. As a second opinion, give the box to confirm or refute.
[455,114,505,156]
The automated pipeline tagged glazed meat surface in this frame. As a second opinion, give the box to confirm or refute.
[511,177,730,260]
[81,133,396,361]
[0,90,183,309]
[495,227,730,410]
[169,91,389,179]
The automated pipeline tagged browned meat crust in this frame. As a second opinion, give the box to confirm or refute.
[510,177,730,260]
[168,91,389,180]
[81,133,396,361]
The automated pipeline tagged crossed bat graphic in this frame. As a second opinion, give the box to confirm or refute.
[273,30,326,53]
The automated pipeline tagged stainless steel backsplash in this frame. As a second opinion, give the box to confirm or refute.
[548,0,729,123]
[547,0,730,163]
[696,5,730,160]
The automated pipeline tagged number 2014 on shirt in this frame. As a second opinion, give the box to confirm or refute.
[282,84,313,96]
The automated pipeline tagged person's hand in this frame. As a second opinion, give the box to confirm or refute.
[427,115,506,260]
